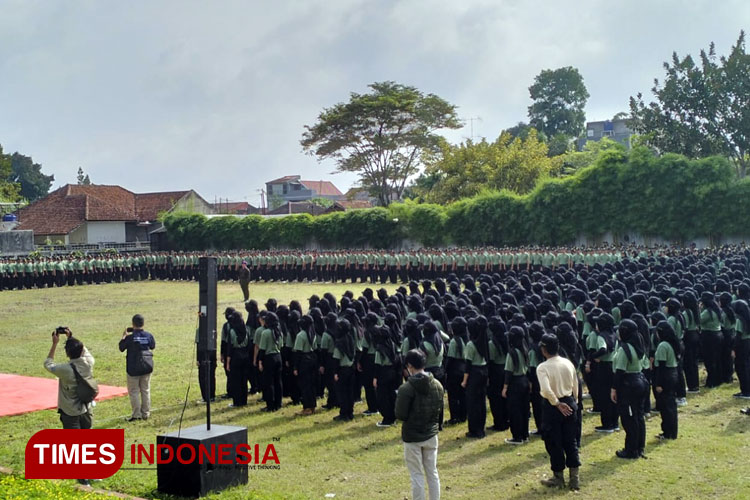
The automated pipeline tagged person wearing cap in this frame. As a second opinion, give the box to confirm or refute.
[537,333,580,490]
[238,260,251,302]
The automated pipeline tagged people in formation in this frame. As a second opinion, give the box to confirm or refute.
[1,246,647,290]
[196,244,750,480]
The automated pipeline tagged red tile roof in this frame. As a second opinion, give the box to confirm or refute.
[266,175,301,184]
[299,180,343,197]
[212,201,257,214]
[17,184,193,235]
[334,200,372,210]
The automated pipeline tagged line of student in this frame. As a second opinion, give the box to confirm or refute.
[202,245,750,466]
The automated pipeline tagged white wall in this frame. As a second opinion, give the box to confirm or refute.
[86,222,126,243]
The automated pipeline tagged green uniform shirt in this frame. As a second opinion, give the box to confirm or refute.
[488,341,506,365]
[654,341,678,368]
[259,328,282,354]
[463,340,486,366]
[667,315,683,340]
[422,341,444,368]
[613,344,643,373]
[700,309,721,332]
[505,348,528,375]
[333,347,354,367]
[447,338,464,359]
[293,331,317,353]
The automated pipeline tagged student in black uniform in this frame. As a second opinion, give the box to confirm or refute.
[258,312,284,412]
[731,300,750,399]
[487,317,509,431]
[373,325,400,427]
[587,313,619,432]
[225,311,250,408]
[333,318,357,421]
[293,315,318,416]
[718,292,736,385]
[462,316,489,438]
[699,292,723,388]
[682,292,701,393]
[612,319,648,459]
[445,317,468,425]
[653,321,681,440]
[503,325,530,445]
[360,313,380,416]
[219,307,235,399]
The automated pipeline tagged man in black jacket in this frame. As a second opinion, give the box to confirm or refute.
[395,349,444,500]
[118,314,155,421]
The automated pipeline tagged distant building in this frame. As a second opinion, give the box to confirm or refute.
[265,175,344,209]
[17,184,213,246]
[211,201,259,215]
[266,201,330,217]
[577,119,634,150]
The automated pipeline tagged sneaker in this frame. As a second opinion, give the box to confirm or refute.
[586,408,601,414]
[686,388,700,394]
[595,426,616,434]
[504,438,526,445]
[739,394,750,400]
[529,429,540,436]
[676,398,688,407]
[733,392,744,398]
[77,479,91,486]
[741,408,750,415]
[376,421,393,428]
[362,410,378,416]
[582,393,592,400]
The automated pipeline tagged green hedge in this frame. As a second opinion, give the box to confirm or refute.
[162,148,744,249]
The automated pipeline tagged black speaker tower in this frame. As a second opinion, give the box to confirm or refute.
[156,256,248,497]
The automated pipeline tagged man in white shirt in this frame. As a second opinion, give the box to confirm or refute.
[536,333,580,491]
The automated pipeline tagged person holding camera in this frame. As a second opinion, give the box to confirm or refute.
[119,314,155,421]
[44,327,96,429]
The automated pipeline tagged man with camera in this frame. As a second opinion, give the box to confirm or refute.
[44,327,96,429]
[118,314,155,421]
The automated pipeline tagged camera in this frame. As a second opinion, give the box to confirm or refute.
[126,327,134,332]
[56,326,68,334]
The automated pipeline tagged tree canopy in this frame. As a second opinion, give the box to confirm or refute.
[528,66,589,139]
[0,145,21,202]
[301,81,461,206]
[10,153,54,201]
[630,31,750,177]
[412,129,561,204]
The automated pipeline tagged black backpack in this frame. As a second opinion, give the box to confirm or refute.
[71,363,99,404]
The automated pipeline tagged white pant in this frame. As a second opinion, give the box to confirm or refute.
[403,435,440,500]
[127,374,151,418]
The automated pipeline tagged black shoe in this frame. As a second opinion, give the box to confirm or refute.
[362,410,378,416]
[740,407,750,415]
[466,432,486,439]
[77,479,91,486]
[615,449,638,459]
[126,416,142,422]
[333,415,349,422]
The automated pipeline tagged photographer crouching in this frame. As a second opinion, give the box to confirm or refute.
[44,327,96,429]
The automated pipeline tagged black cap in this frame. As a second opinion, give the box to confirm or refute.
[539,333,559,352]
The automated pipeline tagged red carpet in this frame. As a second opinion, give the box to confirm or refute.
[0,373,129,417]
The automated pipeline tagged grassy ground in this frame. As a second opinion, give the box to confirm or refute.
[0,281,749,499]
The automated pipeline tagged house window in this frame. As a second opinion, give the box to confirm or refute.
[267,185,274,195]
[603,130,614,137]
[293,184,302,191]
[587,129,594,138]
[283,184,288,194]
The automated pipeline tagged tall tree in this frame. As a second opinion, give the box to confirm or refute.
[415,130,561,204]
[0,145,21,202]
[301,81,461,206]
[630,31,750,177]
[10,153,54,201]
[77,167,91,185]
[528,66,590,139]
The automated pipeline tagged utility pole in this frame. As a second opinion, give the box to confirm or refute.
[463,116,483,141]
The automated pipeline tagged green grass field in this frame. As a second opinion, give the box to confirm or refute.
[0,281,749,499]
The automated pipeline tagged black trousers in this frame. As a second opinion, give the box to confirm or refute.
[465,366,488,436]
[262,354,283,410]
[198,350,216,402]
[593,361,618,428]
[656,367,678,439]
[487,363,507,430]
[59,409,92,429]
[229,354,248,406]
[541,396,580,472]
[239,280,250,301]
[683,330,700,391]
[617,372,648,455]
[507,374,530,441]
[701,331,723,388]
[298,354,318,410]
[529,369,543,431]
[735,337,750,395]
[721,330,735,384]
[375,364,398,424]
[446,363,467,423]
[337,366,355,419]
[324,357,338,407]
[361,353,378,412]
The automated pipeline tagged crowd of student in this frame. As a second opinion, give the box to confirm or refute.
[1,246,638,290]
[204,244,750,463]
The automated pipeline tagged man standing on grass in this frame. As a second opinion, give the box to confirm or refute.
[395,349,444,500]
[239,260,251,302]
[119,314,155,422]
[537,333,580,491]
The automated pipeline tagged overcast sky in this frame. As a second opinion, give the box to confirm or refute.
[0,0,747,207]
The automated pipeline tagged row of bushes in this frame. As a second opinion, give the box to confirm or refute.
[162,148,750,250]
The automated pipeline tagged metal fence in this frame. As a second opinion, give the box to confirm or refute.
[32,241,152,255]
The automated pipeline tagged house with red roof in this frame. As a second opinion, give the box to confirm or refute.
[17,184,213,245]
[265,175,343,210]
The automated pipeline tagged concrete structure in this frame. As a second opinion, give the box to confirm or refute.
[265,175,343,209]
[0,230,33,255]
[577,119,634,150]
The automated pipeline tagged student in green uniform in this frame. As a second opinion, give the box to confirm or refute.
[731,300,750,399]
[258,312,284,412]
[445,317,468,425]
[360,313,380,416]
[293,315,319,416]
[718,292,736,384]
[461,317,489,439]
[503,326,530,444]
[665,298,688,405]
[586,313,619,432]
[487,317,509,431]
[333,319,357,421]
[320,313,338,409]
[373,324,400,427]
[225,311,250,408]
[681,292,701,393]
[653,321,680,439]
[611,320,648,459]
[699,292,723,388]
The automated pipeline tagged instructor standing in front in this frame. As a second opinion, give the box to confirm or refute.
[536,333,581,491]
[119,314,155,421]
